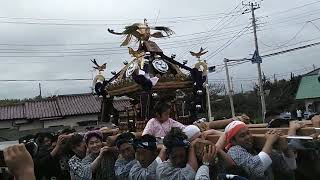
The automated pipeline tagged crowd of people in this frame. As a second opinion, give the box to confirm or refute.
[1,101,320,180]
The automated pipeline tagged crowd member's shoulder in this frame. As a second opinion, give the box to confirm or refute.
[68,154,78,162]
[169,117,180,122]
[142,119,157,136]
[68,155,83,169]
[115,157,125,164]
[147,118,158,123]
[156,160,171,170]
[227,145,246,154]
[170,118,185,127]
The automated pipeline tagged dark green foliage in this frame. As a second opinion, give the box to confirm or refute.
[209,75,303,121]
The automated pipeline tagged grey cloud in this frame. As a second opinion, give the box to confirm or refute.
[0,0,320,99]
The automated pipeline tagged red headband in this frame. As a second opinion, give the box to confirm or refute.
[225,123,247,150]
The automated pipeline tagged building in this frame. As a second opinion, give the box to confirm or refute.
[295,68,320,113]
[0,93,132,132]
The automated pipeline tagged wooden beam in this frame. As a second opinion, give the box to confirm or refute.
[207,120,314,131]
[247,123,268,128]
[249,127,316,135]
[206,134,289,149]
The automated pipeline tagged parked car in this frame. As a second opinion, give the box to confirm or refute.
[280,112,292,120]
[304,111,317,120]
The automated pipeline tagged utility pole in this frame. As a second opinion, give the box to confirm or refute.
[241,84,244,94]
[38,83,42,98]
[204,60,213,121]
[231,77,234,94]
[224,58,235,117]
[244,1,266,121]
[205,78,212,121]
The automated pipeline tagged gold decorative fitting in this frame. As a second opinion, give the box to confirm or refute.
[108,19,174,47]
[190,47,208,59]
[194,61,208,76]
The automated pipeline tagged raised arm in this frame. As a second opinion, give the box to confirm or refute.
[208,119,234,129]
[158,144,167,161]
[4,144,36,180]
[195,145,217,180]
[188,139,199,171]
[262,129,280,155]
[202,129,224,140]
[90,146,110,173]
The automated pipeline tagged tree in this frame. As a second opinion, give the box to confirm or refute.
[208,83,225,96]
[209,76,303,121]
[0,96,43,106]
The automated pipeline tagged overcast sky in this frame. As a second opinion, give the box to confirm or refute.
[0,0,320,99]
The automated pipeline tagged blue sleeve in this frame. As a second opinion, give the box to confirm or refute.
[115,159,137,178]
[68,157,93,180]
[195,165,210,180]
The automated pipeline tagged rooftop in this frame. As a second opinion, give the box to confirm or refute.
[0,93,131,121]
[296,68,320,100]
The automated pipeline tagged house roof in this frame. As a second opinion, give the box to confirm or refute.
[296,74,320,100]
[113,99,133,111]
[0,93,132,121]
[25,99,60,119]
[304,68,320,76]
[0,104,24,120]
[57,94,101,116]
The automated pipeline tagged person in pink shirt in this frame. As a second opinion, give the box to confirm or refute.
[142,101,185,138]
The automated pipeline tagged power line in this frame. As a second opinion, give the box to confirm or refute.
[0,78,92,82]
[259,22,309,48]
[209,65,316,82]
[0,10,318,49]
[213,39,320,75]
[0,3,319,61]
[0,22,313,59]
[3,65,314,83]
[176,2,244,59]
[0,13,248,27]
[308,20,320,32]
[204,11,320,61]
[0,51,126,58]
[0,25,252,48]
[0,25,314,56]
[262,0,320,16]
[260,36,320,54]
[0,0,318,26]
[211,36,320,76]
[261,40,320,58]
[205,24,250,60]
[0,30,256,59]
[178,3,319,60]
[265,7,320,26]
[200,3,244,46]
[0,11,243,24]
